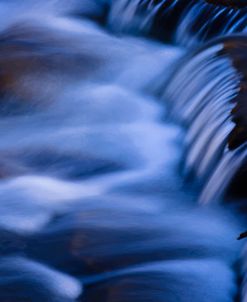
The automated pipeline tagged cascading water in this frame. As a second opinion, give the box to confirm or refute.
[0,1,246,302]
[163,36,247,204]
[175,1,247,46]
[108,0,189,41]
[162,33,247,302]
[108,0,247,46]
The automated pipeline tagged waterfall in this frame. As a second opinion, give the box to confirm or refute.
[163,35,247,203]
[108,0,247,46]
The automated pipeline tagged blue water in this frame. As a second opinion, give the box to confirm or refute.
[0,1,244,301]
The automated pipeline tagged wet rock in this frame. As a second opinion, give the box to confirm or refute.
[0,18,104,114]
[27,199,239,275]
[82,260,235,302]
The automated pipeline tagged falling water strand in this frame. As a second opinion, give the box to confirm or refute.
[199,144,247,203]
[163,37,247,198]
[108,0,247,45]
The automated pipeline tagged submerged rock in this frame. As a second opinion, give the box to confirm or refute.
[0,257,82,302]
[0,18,104,114]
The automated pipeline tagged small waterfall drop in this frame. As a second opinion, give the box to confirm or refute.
[108,0,247,46]
[164,35,247,203]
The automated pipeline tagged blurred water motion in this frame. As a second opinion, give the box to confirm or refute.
[108,0,247,46]
[0,1,245,302]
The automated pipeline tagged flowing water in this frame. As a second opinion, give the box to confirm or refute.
[108,0,247,46]
[0,1,246,302]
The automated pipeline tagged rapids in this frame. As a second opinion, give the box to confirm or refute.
[0,1,246,302]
